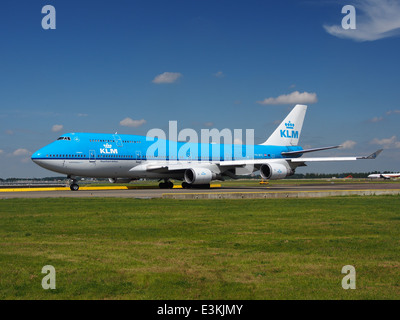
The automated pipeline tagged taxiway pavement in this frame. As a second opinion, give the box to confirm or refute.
[1,182,399,199]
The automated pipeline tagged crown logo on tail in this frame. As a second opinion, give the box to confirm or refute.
[285,121,295,129]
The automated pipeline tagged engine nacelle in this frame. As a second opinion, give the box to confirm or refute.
[108,178,133,184]
[184,168,216,185]
[260,163,293,180]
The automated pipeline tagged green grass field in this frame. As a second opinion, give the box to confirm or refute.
[1,196,399,300]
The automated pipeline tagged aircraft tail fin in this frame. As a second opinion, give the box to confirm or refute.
[260,104,307,146]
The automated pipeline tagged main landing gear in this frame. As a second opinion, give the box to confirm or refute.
[158,180,211,189]
[68,176,80,191]
[159,180,174,189]
[181,182,191,189]
[181,182,210,189]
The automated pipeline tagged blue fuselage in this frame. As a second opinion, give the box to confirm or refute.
[32,133,303,162]
[31,132,303,179]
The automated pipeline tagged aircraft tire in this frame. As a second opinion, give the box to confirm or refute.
[70,184,79,191]
[197,184,210,189]
[181,182,191,189]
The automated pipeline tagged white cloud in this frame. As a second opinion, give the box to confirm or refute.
[257,91,317,105]
[214,71,225,78]
[77,113,88,117]
[204,122,214,127]
[152,72,182,84]
[370,135,400,148]
[341,140,357,149]
[386,110,400,115]
[369,116,383,123]
[323,0,400,42]
[120,118,147,127]
[0,149,3,155]
[13,148,31,156]
[52,124,64,132]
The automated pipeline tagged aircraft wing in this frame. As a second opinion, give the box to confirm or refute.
[129,162,205,174]
[129,149,383,173]
[289,157,358,163]
[288,149,383,164]
[219,149,383,166]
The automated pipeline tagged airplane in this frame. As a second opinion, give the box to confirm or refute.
[368,173,400,180]
[31,104,383,191]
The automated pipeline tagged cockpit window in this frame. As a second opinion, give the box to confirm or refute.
[57,137,71,141]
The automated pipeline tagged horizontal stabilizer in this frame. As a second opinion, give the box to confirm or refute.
[281,145,341,156]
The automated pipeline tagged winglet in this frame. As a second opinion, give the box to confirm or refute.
[357,149,383,160]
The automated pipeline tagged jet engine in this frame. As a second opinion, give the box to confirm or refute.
[184,168,216,185]
[259,162,293,180]
[108,178,134,184]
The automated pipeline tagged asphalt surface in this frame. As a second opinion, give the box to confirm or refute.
[1,182,399,199]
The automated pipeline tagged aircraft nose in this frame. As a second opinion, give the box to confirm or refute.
[31,149,44,163]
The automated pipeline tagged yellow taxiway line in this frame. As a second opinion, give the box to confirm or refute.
[0,184,222,192]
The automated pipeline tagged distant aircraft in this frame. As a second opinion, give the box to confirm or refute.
[31,104,382,191]
[368,173,400,180]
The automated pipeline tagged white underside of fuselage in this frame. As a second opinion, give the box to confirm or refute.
[33,159,136,177]
[32,159,220,180]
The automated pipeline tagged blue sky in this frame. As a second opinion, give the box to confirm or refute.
[1,0,400,178]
